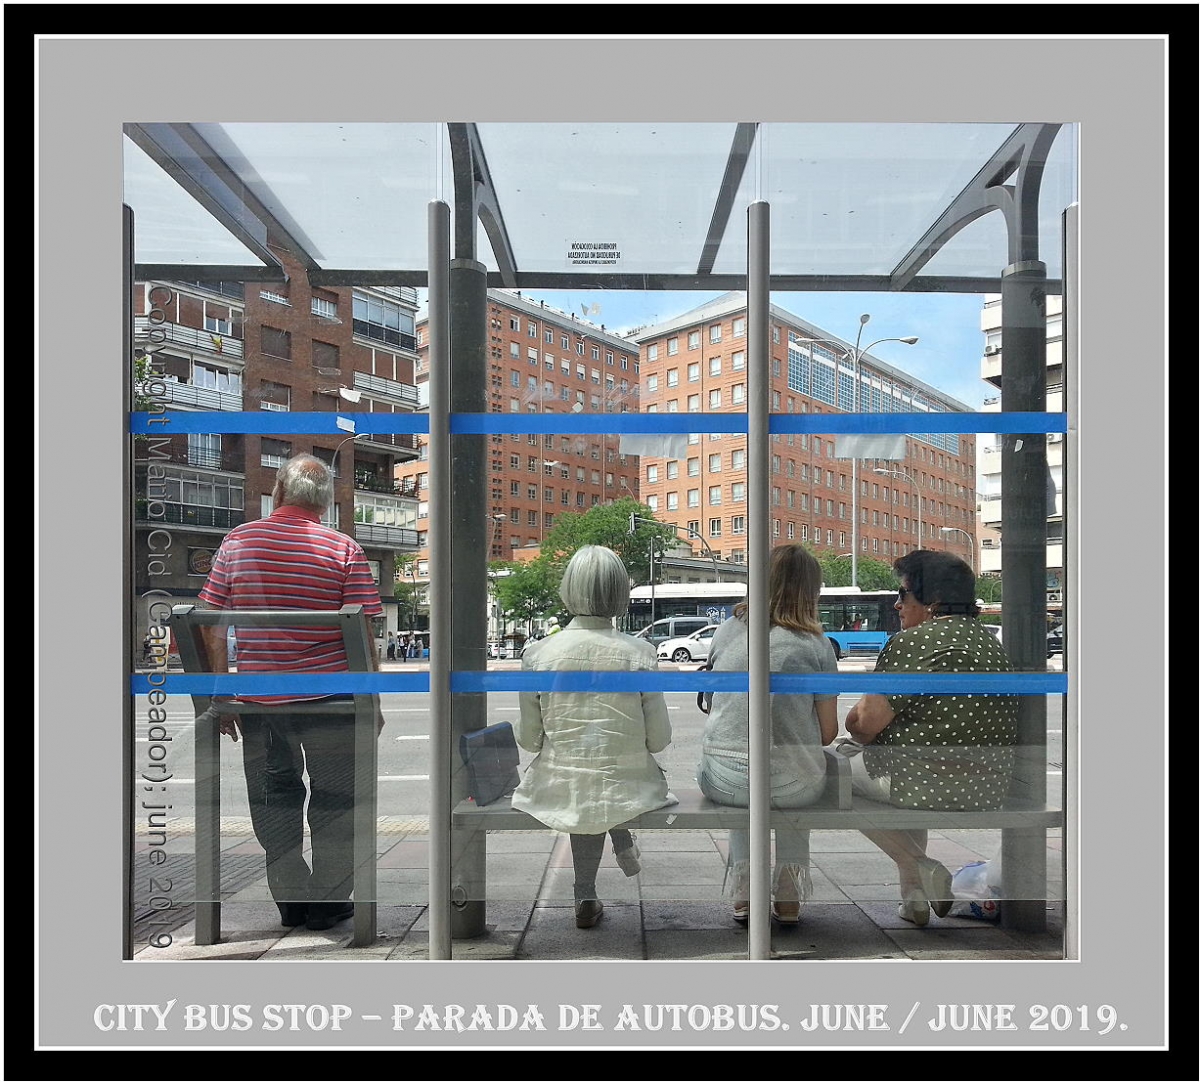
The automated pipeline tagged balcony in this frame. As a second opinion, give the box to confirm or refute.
[134,445,244,473]
[353,371,419,406]
[355,472,420,498]
[134,317,244,359]
[134,502,245,530]
[357,431,421,456]
[154,378,243,412]
[354,523,420,549]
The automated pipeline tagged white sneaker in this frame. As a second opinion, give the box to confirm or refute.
[614,840,641,877]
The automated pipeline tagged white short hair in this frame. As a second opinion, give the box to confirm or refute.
[558,545,630,618]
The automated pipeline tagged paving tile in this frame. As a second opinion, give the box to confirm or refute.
[519,903,644,960]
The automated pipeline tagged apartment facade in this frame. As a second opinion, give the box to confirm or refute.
[132,243,424,647]
[399,290,642,580]
[978,293,1065,599]
[633,294,978,568]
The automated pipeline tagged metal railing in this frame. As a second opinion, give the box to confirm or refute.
[353,371,419,405]
[134,316,245,359]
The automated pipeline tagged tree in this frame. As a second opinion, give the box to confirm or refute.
[491,556,562,635]
[393,554,423,630]
[812,549,896,591]
[538,497,674,585]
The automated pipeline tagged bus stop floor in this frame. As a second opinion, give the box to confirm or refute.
[133,822,1065,962]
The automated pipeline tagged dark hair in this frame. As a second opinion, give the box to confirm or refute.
[733,543,824,634]
[892,549,978,616]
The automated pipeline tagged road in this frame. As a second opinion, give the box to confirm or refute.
[135,659,1064,821]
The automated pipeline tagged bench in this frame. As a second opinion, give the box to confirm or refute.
[451,750,1063,932]
[172,604,380,948]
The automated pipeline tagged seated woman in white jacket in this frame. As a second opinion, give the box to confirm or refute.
[512,545,676,929]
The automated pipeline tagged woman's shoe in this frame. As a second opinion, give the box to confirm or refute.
[898,891,930,927]
[614,837,642,877]
[770,865,811,925]
[574,899,604,928]
[731,900,749,924]
[916,857,954,918]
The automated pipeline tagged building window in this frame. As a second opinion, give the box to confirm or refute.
[709,357,721,377]
[708,389,722,409]
[708,486,722,506]
[731,383,745,404]
[709,324,722,344]
[687,489,700,507]
[709,518,722,537]
[260,326,291,360]
[667,337,679,356]
[731,482,746,503]
[732,316,745,338]
[687,458,700,477]
[259,380,291,411]
[666,492,679,510]
[666,461,679,480]
[666,368,679,387]
[731,515,746,535]
[731,449,746,470]
[731,351,745,371]
[687,362,700,382]
[311,296,337,320]
[647,495,659,512]
[687,394,700,413]
[353,292,416,349]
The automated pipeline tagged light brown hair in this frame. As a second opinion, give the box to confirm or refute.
[733,543,824,635]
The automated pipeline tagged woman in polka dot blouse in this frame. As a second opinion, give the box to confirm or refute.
[845,549,1018,927]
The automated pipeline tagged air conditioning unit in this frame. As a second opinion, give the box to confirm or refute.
[1047,432,1064,443]
[984,344,1001,356]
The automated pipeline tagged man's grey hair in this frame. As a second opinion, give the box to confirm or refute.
[559,545,630,619]
[275,454,334,512]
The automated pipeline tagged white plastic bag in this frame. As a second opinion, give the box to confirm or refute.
[948,858,1002,921]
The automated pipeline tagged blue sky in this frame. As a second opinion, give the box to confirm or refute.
[431,288,991,409]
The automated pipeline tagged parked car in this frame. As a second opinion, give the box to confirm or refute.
[635,615,713,648]
[986,622,1063,658]
[487,640,510,659]
[656,624,719,664]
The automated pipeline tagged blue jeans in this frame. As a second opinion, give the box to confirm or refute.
[696,754,824,870]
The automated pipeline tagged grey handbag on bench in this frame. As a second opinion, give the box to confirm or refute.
[459,721,521,806]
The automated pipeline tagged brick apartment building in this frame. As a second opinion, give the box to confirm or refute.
[398,290,643,580]
[632,293,978,568]
[132,242,423,648]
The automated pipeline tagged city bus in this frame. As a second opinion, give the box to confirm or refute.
[626,582,901,658]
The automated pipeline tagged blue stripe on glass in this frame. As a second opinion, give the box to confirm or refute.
[131,411,1066,437]
[130,412,430,435]
[132,671,1067,696]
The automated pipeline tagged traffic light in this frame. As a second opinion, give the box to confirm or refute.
[629,512,638,535]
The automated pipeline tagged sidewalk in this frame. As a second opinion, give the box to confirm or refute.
[134,819,1063,962]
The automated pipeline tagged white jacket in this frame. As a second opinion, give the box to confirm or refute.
[512,616,676,833]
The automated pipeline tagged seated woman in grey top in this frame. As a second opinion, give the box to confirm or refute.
[697,543,838,925]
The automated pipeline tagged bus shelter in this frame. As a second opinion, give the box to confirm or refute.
[125,120,1076,961]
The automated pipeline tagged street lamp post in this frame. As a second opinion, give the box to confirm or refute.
[804,321,917,588]
[875,467,922,551]
[940,526,975,571]
[629,513,721,583]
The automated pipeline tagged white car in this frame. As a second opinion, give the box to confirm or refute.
[656,624,718,664]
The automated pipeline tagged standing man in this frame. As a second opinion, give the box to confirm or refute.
[197,454,384,933]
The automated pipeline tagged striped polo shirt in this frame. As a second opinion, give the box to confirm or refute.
[198,504,383,703]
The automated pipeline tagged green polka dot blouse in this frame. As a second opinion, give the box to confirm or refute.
[864,616,1019,811]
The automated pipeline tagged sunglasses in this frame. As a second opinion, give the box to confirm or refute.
[897,586,912,601]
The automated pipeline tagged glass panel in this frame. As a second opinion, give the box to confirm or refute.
[127,119,1073,964]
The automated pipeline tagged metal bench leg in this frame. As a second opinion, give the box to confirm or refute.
[1000,825,1047,934]
[194,710,221,945]
[450,821,487,940]
[351,701,377,947]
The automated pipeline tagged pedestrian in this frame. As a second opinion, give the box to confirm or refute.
[197,454,385,933]
[386,631,396,662]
